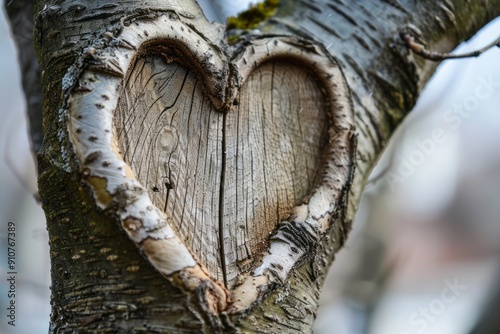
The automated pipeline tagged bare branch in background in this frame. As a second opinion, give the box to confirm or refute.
[401,24,500,61]
[4,0,43,160]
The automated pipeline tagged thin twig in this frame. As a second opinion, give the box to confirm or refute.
[401,24,500,61]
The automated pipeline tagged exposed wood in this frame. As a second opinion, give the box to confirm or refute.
[116,54,329,289]
[223,59,328,287]
[116,55,225,282]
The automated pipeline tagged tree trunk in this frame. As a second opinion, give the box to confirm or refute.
[20,0,500,332]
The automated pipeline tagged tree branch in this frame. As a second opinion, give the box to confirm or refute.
[4,0,43,156]
[401,23,500,61]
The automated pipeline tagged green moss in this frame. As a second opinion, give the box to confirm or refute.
[226,0,280,30]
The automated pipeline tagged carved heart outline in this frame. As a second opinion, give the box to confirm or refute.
[64,12,355,314]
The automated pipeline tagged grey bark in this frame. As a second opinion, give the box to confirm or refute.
[15,0,500,333]
[4,0,43,155]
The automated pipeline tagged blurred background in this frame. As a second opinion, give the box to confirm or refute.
[0,1,499,333]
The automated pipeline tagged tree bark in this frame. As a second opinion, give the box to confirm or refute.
[27,0,500,333]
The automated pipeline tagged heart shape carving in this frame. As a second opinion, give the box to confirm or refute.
[115,52,329,288]
[66,13,354,312]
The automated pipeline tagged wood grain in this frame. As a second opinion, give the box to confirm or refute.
[115,55,327,288]
[223,60,328,286]
[116,55,224,281]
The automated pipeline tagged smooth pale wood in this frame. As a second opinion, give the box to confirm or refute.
[115,55,225,281]
[115,55,327,288]
[223,60,327,287]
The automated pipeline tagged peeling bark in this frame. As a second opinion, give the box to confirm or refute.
[28,0,500,333]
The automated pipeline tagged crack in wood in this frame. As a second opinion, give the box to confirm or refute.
[219,111,228,287]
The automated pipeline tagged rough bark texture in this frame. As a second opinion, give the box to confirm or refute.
[28,0,500,333]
